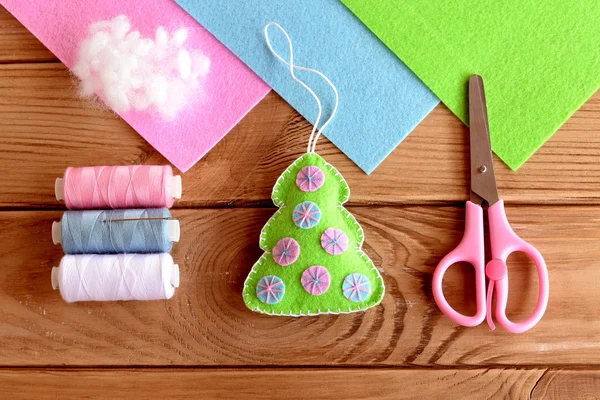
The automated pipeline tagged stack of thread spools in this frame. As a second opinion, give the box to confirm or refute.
[51,165,182,303]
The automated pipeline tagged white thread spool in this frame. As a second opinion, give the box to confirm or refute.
[51,253,180,303]
[50,219,181,244]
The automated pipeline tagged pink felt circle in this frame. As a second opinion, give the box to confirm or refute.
[296,166,325,192]
[272,237,300,266]
[301,266,331,296]
[320,228,349,256]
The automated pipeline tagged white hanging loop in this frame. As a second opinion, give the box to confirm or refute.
[264,22,339,153]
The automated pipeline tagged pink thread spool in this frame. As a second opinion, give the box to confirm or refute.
[55,165,182,209]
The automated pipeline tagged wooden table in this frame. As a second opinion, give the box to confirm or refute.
[1,6,600,399]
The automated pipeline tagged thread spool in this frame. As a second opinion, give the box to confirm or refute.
[55,165,182,209]
[51,253,180,303]
[52,208,180,254]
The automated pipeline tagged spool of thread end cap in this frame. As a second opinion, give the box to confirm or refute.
[51,221,61,244]
[55,178,65,201]
[171,175,182,200]
[168,220,180,242]
[171,263,180,288]
[51,266,59,290]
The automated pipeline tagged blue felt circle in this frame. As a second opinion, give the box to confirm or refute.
[256,275,285,304]
[292,201,322,229]
[342,273,372,303]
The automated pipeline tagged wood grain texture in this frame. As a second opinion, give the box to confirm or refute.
[0,7,56,62]
[531,370,600,399]
[0,367,549,400]
[1,206,599,366]
[2,6,600,398]
[0,63,599,208]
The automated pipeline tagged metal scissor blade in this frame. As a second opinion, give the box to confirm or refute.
[469,75,499,206]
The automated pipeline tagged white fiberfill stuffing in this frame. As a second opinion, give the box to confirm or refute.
[73,15,211,119]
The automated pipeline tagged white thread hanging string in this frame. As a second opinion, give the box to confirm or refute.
[264,22,339,154]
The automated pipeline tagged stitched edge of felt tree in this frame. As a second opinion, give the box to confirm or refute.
[242,152,385,316]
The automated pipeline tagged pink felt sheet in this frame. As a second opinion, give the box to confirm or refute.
[1,0,270,172]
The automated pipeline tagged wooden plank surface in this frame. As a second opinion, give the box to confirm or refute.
[0,7,56,63]
[1,367,599,400]
[0,367,550,400]
[0,63,599,208]
[1,206,598,366]
[1,4,599,398]
[530,370,600,399]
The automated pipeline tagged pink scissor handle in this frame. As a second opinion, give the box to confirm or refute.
[486,200,549,333]
[433,201,487,327]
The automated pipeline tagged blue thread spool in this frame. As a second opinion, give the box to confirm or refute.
[52,208,180,254]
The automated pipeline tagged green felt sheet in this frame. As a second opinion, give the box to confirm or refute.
[243,153,385,316]
[342,0,600,170]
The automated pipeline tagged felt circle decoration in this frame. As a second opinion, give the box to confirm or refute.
[296,166,325,192]
[292,201,322,229]
[301,266,331,296]
[272,237,300,266]
[320,228,349,256]
[342,273,372,303]
[256,275,286,304]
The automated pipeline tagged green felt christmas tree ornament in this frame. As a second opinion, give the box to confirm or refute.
[242,23,385,316]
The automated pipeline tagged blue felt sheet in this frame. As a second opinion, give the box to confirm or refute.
[175,0,439,173]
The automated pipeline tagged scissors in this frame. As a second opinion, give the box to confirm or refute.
[432,75,549,333]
